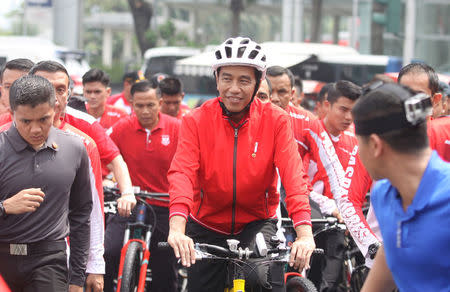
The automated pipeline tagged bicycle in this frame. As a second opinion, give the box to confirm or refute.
[312,217,368,292]
[159,232,323,292]
[103,186,170,292]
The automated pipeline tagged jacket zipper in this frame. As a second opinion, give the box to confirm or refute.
[231,127,238,235]
[229,120,247,235]
[196,189,204,217]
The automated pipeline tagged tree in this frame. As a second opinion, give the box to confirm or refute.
[228,0,257,37]
[230,0,244,36]
[310,0,323,42]
[127,0,153,56]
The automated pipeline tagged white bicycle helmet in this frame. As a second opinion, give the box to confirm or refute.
[212,37,267,79]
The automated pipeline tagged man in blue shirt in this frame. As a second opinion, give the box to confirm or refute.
[351,82,450,292]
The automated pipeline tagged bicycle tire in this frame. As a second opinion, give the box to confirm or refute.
[350,265,369,292]
[286,276,318,292]
[120,241,143,292]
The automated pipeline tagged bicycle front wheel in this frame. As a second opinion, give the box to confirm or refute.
[286,276,318,292]
[120,241,143,292]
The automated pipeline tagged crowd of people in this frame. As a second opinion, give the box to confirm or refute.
[0,36,449,292]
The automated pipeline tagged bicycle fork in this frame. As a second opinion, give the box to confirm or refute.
[118,203,153,292]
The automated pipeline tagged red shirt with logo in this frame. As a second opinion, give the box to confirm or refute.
[428,116,450,162]
[86,104,128,130]
[109,113,180,207]
[107,92,132,115]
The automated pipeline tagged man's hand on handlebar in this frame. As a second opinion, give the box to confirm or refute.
[290,224,316,271]
[117,193,136,217]
[167,215,196,267]
[331,208,344,223]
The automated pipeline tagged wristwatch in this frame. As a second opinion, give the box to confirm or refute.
[368,242,381,259]
[0,201,6,218]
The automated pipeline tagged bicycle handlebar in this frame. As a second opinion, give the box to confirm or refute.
[157,241,324,261]
[103,186,169,200]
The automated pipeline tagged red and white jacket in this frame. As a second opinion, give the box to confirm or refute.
[65,106,120,171]
[107,92,132,114]
[307,121,379,262]
[169,98,311,235]
[86,103,128,130]
[58,121,105,274]
[286,106,339,215]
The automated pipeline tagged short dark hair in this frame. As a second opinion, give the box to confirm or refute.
[9,75,56,111]
[29,60,70,86]
[0,58,35,83]
[294,75,303,93]
[82,68,110,87]
[266,66,295,89]
[352,83,428,153]
[130,80,153,97]
[123,71,141,84]
[398,63,439,95]
[438,81,449,97]
[158,77,183,97]
[327,80,362,104]
[317,83,334,103]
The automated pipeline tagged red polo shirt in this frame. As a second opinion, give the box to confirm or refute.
[86,103,128,130]
[109,112,180,207]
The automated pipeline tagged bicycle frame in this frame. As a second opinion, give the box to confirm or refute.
[103,187,169,292]
[117,200,154,292]
[116,239,150,292]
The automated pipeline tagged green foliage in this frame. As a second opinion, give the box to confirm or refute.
[159,20,176,41]
[143,20,196,47]
[145,30,158,48]
[90,60,139,84]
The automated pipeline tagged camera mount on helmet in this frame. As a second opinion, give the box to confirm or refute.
[355,82,432,135]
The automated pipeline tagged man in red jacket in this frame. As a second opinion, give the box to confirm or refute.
[167,37,315,291]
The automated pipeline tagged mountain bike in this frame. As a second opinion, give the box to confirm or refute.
[103,186,169,292]
[159,233,323,292]
[279,216,369,292]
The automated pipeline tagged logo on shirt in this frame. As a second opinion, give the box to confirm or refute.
[161,135,170,146]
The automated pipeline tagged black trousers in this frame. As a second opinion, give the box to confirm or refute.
[0,249,68,291]
[104,205,178,292]
[186,219,286,292]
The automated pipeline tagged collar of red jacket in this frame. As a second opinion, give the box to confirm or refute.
[218,96,258,127]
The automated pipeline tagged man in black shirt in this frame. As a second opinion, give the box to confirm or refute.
[0,75,92,291]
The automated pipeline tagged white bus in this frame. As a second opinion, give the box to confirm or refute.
[140,46,202,79]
